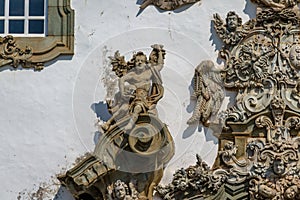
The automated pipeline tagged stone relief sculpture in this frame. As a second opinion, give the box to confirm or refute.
[187,60,224,126]
[140,0,201,11]
[59,45,174,200]
[0,35,41,71]
[157,1,300,199]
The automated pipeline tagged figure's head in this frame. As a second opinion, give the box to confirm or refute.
[113,180,127,199]
[273,158,285,175]
[226,11,241,32]
[134,52,147,71]
[258,184,276,198]
[285,185,298,200]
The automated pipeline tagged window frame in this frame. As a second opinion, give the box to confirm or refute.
[0,0,47,36]
[0,0,74,70]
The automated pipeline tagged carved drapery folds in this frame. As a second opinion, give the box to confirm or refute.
[157,1,300,200]
[140,0,201,11]
[59,45,174,200]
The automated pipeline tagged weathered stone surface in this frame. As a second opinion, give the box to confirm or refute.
[59,45,174,200]
[157,1,300,199]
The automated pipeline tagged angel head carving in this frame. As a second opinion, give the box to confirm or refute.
[226,11,242,32]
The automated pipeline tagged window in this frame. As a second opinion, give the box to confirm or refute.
[0,0,74,70]
[0,0,47,36]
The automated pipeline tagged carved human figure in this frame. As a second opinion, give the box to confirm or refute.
[273,158,285,175]
[213,11,245,46]
[187,60,224,126]
[107,180,138,200]
[258,184,276,198]
[101,45,165,131]
[284,185,298,200]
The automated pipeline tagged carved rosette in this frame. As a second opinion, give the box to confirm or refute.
[157,1,300,200]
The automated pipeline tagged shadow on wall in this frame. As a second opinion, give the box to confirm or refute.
[53,186,75,200]
[209,20,223,65]
[91,101,111,144]
[182,80,218,144]
[244,0,257,19]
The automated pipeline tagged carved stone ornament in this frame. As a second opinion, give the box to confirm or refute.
[140,0,201,11]
[156,1,300,200]
[58,45,175,200]
[0,35,39,70]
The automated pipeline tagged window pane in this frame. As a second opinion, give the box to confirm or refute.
[0,0,4,16]
[29,20,44,33]
[29,0,44,16]
[9,0,25,16]
[9,20,24,33]
[0,20,4,33]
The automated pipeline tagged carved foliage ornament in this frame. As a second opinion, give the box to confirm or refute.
[59,45,174,200]
[157,1,300,200]
[0,35,41,70]
[140,0,201,11]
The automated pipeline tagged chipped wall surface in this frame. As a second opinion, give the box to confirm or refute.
[1,0,256,199]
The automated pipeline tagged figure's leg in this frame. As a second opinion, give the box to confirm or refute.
[102,104,129,131]
[124,104,143,131]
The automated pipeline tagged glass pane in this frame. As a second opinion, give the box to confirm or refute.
[0,0,4,16]
[9,20,24,33]
[29,0,44,16]
[9,0,25,16]
[0,20,4,33]
[29,20,44,33]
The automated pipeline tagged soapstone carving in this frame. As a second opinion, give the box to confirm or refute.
[106,180,139,200]
[59,45,174,200]
[187,60,224,126]
[251,0,300,11]
[0,35,40,70]
[157,1,300,199]
[140,0,201,11]
[213,11,255,47]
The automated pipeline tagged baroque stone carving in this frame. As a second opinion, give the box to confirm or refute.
[157,1,300,199]
[0,35,40,70]
[187,60,224,126]
[59,45,174,200]
[140,0,201,11]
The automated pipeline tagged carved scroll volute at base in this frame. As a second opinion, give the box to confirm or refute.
[59,45,174,200]
[140,0,201,11]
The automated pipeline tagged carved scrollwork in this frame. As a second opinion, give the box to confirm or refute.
[158,1,300,200]
[0,35,42,70]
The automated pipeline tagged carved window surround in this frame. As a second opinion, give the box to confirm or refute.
[0,0,74,71]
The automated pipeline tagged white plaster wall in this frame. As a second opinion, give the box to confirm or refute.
[0,0,256,199]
